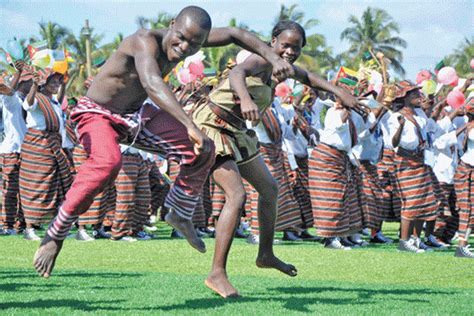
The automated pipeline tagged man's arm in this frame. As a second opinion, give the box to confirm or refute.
[132,34,211,153]
[205,27,293,81]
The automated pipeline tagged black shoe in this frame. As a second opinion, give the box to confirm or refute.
[282,231,303,241]
[340,237,358,248]
[299,230,322,242]
[234,227,248,239]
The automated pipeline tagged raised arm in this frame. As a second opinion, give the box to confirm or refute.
[205,27,293,81]
[132,34,212,154]
[291,65,362,111]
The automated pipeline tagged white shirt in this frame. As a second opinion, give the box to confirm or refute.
[22,96,74,149]
[319,107,353,153]
[252,100,295,145]
[389,108,434,151]
[0,93,27,154]
[352,112,383,164]
[310,98,333,135]
[379,110,398,150]
[461,128,474,166]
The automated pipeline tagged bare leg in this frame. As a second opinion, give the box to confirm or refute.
[400,218,415,240]
[205,159,245,298]
[239,156,297,277]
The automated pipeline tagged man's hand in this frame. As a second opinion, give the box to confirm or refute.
[240,98,261,122]
[187,125,213,155]
[271,58,294,82]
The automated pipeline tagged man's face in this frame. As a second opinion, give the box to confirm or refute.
[166,17,209,63]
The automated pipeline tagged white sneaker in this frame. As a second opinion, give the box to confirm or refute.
[76,229,95,242]
[121,236,137,242]
[149,215,157,224]
[144,225,158,232]
[398,239,424,253]
[414,237,433,252]
[455,245,474,258]
[24,228,41,241]
[247,233,259,245]
[325,237,351,250]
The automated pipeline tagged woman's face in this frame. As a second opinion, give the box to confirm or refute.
[271,29,303,64]
[45,74,63,95]
[407,90,422,107]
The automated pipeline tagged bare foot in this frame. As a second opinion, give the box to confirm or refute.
[205,271,240,298]
[256,253,297,277]
[33,234,63,278]
[165,209,206,253]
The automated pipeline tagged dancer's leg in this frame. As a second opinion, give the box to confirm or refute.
[205,159,245,298]
[238,156,297,276]
[34,114,122,277]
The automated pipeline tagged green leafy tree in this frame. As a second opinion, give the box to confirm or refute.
[340,7,407,75]
[445,36,474,77]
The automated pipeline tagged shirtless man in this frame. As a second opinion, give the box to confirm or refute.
[33,6,294,278]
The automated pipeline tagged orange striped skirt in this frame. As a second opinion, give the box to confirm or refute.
[0,153,20,228]
[19,129,72,224]
[454,161,474,241]
[309,143,362,237]
[376,148,401,221]
[359,161,383,229]
[394,149,439,221]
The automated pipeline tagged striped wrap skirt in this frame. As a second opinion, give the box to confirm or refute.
[454,161,474,241]
[0,153,21,228]
[434,183,458,242]
[19,129,73,224]
[376,148,401,221]
[358,161,383,230]
[293,156,314,228]
[309,143,362,237]
[393,148,440,221]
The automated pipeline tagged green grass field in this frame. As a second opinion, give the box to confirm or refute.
[1,223,473,315]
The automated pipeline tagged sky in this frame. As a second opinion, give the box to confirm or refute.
[0,0,472,80]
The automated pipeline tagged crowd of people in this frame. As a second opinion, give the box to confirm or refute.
[0,6,473,298]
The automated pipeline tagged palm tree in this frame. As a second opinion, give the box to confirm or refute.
[340,7,407,75]
[274,4,319,30]
[36,21,72,49]
[65,26,104,96]
[136,13,173,30]
[445,36,474,77]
